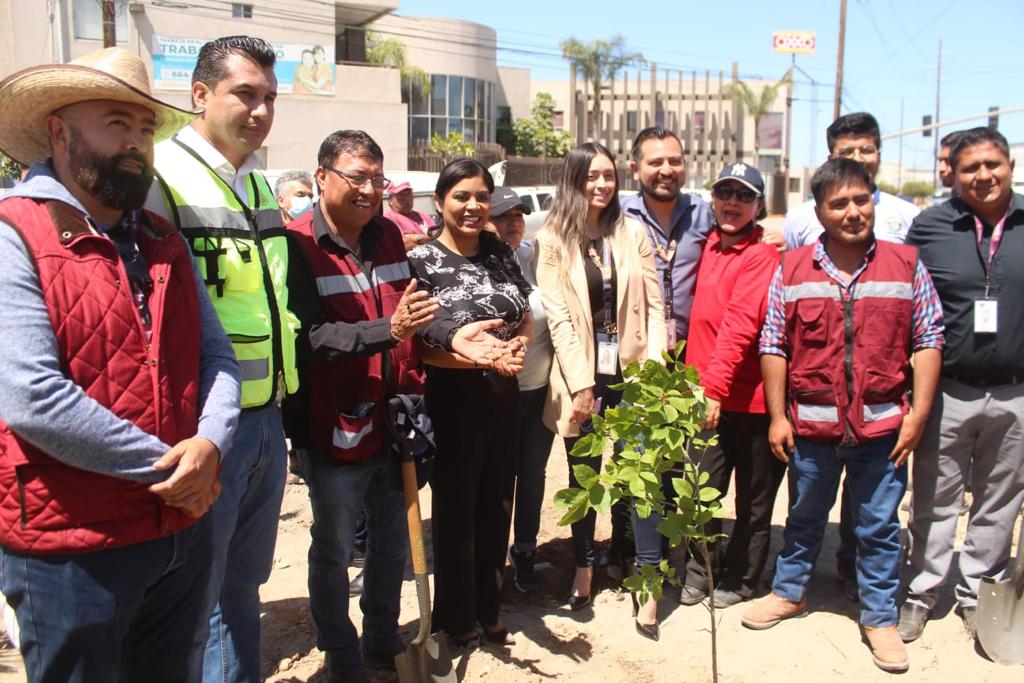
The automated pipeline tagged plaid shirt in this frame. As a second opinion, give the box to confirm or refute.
[759,237,944,358]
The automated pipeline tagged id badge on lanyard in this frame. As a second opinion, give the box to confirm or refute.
[973,214,1006,335]
[589,239,619,376]
[596,331,619,376]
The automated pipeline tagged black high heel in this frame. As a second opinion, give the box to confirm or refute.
[569,566,593,611]
[568,593,592,611]
[631,592,660,642]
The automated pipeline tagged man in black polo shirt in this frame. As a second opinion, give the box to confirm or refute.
[899,127,1024,643]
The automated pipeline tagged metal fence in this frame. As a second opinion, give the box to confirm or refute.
[407,141,506,173]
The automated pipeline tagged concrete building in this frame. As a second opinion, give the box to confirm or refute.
[0,0,409,171]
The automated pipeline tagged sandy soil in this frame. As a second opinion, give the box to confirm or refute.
[1,436,1020,683]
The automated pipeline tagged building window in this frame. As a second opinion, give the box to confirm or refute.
[409,73,497,147]
[231,3,253,18]
[72,0,129,42]
[447,77,462,118]
[788,177,801,193]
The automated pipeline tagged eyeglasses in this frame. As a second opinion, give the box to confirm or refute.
[325,166,389,190]
[835,144,878,158]
[712,185,759,203]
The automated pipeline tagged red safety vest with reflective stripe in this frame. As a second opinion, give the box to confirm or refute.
[287,213,425,463]
[783,241,917,444]
[0,198,200,554]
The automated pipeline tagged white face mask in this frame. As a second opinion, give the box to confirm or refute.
[287,195,313,219]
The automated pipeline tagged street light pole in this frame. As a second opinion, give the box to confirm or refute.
[932,38,942,189]
[833,0,847,120]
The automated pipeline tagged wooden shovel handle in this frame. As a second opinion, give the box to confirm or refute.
[402,459,429,576]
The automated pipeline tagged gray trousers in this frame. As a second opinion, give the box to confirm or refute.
[906,376,1024,609]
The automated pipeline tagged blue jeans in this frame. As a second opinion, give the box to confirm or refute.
[1,517,212,683]
[512,386,556,552]
[201,404,287,683]
[301,447,408,678]
[772,435,906,627]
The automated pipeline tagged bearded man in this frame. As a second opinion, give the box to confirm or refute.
[0,48,240,683]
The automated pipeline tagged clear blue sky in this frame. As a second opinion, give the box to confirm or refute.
[397,0,1023,172]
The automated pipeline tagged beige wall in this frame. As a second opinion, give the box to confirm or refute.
[0,0,408,169]
[370,14,498,83]
[496,66,531,122]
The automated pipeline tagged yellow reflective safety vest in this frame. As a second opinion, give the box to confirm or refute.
[154,136,299,409]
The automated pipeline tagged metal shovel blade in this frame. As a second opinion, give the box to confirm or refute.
[394,633,457,683]
[976,521,1024,666]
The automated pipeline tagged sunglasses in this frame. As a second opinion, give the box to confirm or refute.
[713,185,759,203]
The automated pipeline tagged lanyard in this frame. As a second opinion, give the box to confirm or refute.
[974,213,1008,295]
[644,216,684,324]
[587,238,617,334]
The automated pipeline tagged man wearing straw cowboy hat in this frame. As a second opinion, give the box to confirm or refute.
[0,47,241,682]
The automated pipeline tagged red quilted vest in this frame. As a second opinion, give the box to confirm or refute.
[287,212,425,463]
[0,198,201,554]
[783,241,917,444]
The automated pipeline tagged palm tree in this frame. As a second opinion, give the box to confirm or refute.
[725,77,791,166]
[365,33,431,100]
[561,35,645,139]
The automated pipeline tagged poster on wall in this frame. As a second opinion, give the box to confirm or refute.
[151,35,335,95]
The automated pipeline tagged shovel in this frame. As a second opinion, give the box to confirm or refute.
[976,515,1024,666]
[390,400,457,683]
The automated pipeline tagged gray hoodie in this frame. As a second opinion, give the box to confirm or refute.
[0,162,240,483]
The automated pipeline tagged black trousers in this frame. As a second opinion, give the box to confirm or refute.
[427,369,519,635]
[563,378,632,568]
[684,411,787,596]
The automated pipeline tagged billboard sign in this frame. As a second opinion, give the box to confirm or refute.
[772,31,816,55]
[151,35,336,95]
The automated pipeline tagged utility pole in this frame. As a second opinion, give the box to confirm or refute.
[784,54,794,175]
[898,98,904,192]
[932,38,942,189]
[102,0,117,48]
[833,0,847,120]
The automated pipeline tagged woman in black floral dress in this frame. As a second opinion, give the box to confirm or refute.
[407,158,531,647]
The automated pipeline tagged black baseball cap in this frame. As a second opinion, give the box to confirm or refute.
[713,163,765,195]
[490,186,532,216]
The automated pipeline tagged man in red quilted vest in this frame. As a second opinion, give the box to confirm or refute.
[282,130,510,682]
[0,49,240,682]
[741,159,943,673]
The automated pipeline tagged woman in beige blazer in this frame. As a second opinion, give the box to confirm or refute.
[536,142,667,639]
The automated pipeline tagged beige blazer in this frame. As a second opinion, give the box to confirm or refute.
[536,217,667,437]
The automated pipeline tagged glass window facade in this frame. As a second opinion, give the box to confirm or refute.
[406,74,496,147]
[73,0,129,41]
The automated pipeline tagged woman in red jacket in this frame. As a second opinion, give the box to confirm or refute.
[679,163,786,608]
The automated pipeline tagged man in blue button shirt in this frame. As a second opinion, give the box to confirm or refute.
[621,127,713,349]
[784,113,919,250]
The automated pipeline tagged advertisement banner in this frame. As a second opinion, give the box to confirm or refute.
[151,36,335,95]
[758,112,784,149]
[772,31,816,55]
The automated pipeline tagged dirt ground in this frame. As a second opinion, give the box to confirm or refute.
[3,436,1019,683]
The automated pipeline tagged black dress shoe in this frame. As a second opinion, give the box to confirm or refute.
[711,588,748,608]
[678,584,707,606]
[568,593,592,611]
[348,570,364,596]
[896,602,929,642]
[481,626,515,646]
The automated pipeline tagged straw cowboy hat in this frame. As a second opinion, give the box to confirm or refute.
[0,47,198,165]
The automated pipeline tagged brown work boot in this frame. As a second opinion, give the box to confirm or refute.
[740,593,807,630]
[863,625,910,673]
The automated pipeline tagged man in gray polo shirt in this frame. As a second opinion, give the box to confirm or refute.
[899,127,1024,643]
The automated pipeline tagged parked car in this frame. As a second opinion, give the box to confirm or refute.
[512,185,555,239]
